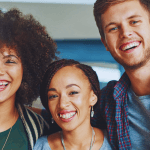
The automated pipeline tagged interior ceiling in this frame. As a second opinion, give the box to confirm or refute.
[0,0,96,4]
[0,1,100,39]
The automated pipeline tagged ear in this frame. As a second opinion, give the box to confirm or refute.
[89,90,98,106]
[101,38,109,51]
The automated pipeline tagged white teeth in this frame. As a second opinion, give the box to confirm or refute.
[121,42,140,51]
[0,81,9,86]
[59,112,76,119]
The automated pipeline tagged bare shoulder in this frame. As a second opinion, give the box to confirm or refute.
[47,132,63,150]
[93,127,104,149]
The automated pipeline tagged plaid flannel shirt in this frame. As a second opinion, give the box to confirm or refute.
[92,72,132,150]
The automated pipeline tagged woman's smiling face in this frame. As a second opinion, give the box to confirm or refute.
[47,66,97,131]
[0,46,23,104]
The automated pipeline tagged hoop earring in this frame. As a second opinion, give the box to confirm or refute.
[51,117,54,124]
[91,106,94,117]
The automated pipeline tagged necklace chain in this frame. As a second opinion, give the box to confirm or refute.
[61,127,95,150]
[1,127,12,150]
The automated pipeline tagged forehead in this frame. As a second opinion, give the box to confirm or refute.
[0,46,18,56]
[101,0,149,27]
[50,66,90,86]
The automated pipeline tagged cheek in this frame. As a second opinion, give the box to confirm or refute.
[105,33,116,47]
[11,66,23,80]
[74,95,89,108]
[48,101,57,115]
[17,69,23,80]
[9,67,23,94]
[142,26,150,40]
[135,25,146,36]
[106,34,121,52]
[71,95,83,107]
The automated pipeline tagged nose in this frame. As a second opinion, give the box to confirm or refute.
[120,24,133,39]
[59,95,69,109]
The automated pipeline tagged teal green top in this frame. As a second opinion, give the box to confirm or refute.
[0,117,28,150]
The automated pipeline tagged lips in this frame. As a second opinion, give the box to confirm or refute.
[0,81,9,92]
[119,41,141,51]
[58,110,77,122]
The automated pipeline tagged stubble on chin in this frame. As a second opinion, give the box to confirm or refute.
[110,47,150,71]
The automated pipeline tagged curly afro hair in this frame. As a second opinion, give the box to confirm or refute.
[40,59,101,114]
[0,8,58,106]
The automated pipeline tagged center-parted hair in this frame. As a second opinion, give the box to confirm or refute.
[40,59,101,113]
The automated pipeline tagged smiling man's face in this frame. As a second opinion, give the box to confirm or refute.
[101,0,150,70]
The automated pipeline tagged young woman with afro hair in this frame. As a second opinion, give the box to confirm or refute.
[0,8,58,150]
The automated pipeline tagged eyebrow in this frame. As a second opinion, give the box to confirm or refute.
[48,84,80,91]
[105,15,142,29]
[48,88,56,91]
[127,15,142,19]
[105,22,117,29]
[66,84,80,89]
[3,54,19,60]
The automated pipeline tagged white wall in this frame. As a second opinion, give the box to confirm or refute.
[0,2,101,39]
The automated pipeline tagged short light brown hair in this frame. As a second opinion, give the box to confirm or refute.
[94,0,150,39]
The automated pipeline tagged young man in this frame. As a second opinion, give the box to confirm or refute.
[93,0,150,149]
